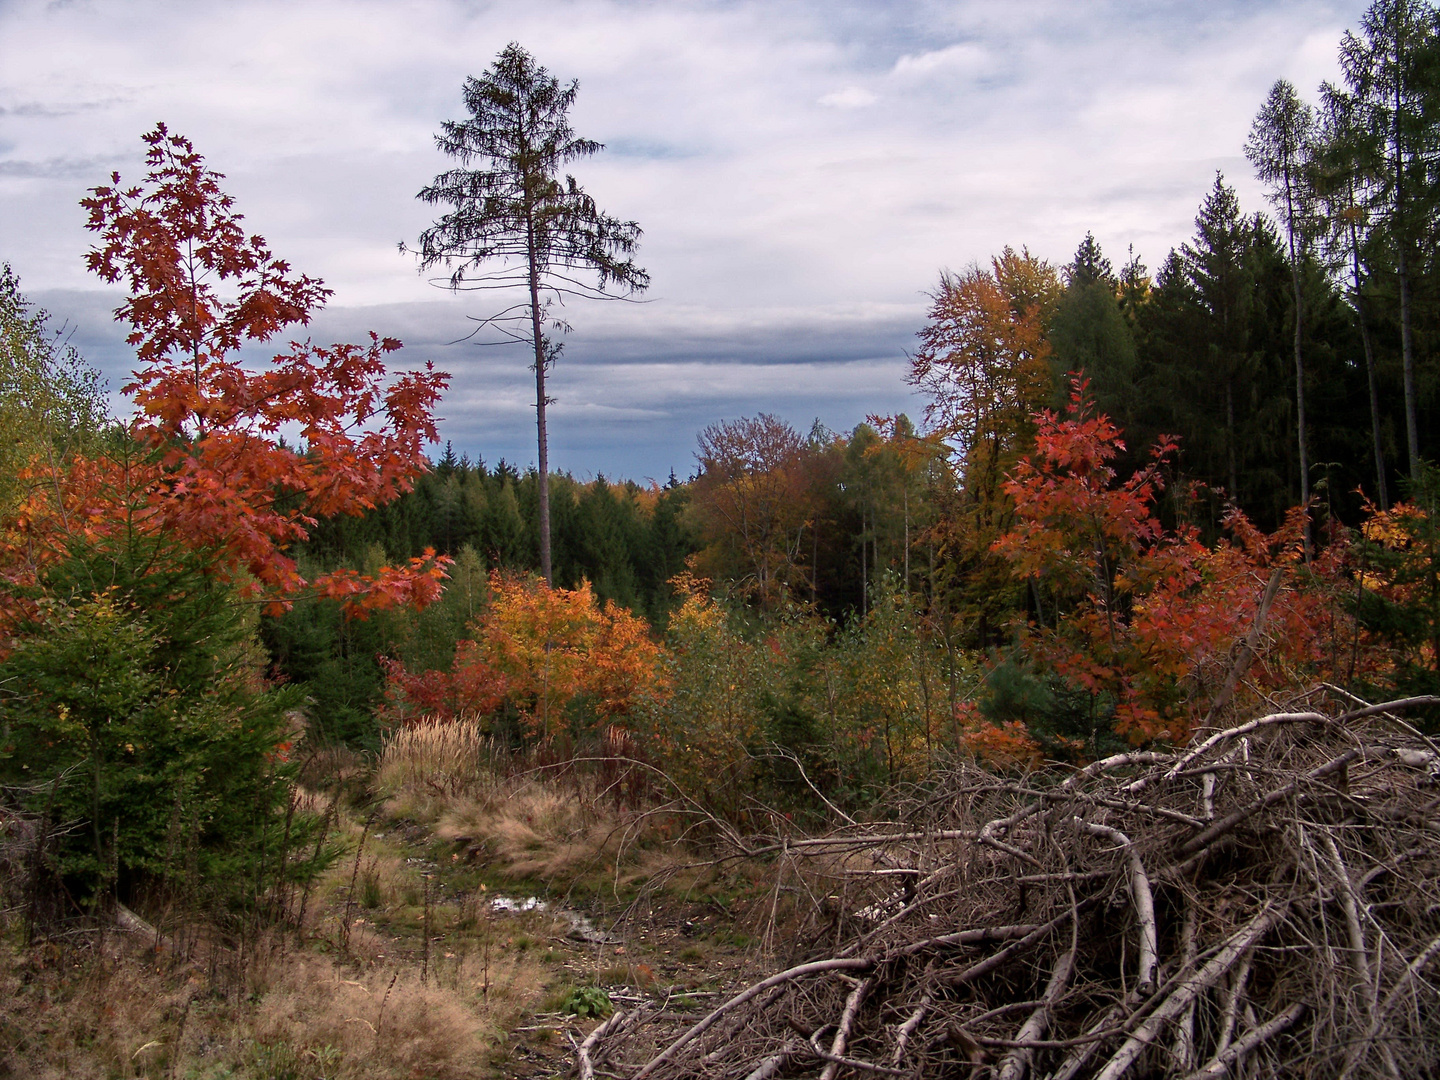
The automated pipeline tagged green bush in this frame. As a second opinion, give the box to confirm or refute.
[0,542,326,913]
[557,985,613,1019]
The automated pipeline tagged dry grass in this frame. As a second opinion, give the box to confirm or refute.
[376,719,666,885]
[375,719,489,803]
[0,915,548,1079]
[0,721,712,1080]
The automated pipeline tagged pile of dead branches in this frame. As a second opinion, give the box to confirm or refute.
[596,694,1440,1079]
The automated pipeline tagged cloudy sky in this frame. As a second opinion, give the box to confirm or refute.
[1,0,1366,482]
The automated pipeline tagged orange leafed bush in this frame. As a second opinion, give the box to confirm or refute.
[384,571,666,737]
[954,702,1044,769]
[993,378,1362,746]
[0,124,451,631]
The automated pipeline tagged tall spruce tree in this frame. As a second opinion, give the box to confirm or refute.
[1247,78,1318,549]
[1314,81,1392,507]
[1067,231,1115,289]
[1051,235,1138,438]
[1184,174,1255,500]
[410,43,649,584]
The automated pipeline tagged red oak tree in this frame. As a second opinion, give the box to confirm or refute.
[1,124,451,620]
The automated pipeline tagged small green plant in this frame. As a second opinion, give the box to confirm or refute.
[359,868,383,909]
[558,985,613,1019]
[306,1044,343,1078]
[249,1040,301,1080]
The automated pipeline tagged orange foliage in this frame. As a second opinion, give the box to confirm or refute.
[908,253,1057,478]
[993,379,1356,745]
[954,702,1044,770]
[690,414,813,605]
[0,124,450,628]
[384,572,666,737]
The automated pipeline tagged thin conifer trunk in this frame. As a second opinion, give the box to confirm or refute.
[1394,81,1420,476]
[1350,216,1389,508]
[1282,162,1310,555]
[527,212,552,586]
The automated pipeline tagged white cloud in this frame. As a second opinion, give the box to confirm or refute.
[819,86,877,108]
[891,41,993,80]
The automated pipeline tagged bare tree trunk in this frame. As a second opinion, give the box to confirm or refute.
[903,483,910,589]
[1350,226,1388,508]
[1395,86,1420,478]
[527,216,552,586]
[1283,167,1310,556]
[1398,242,1419,477]
[861,503,868,618]
[1226,378,1239,499]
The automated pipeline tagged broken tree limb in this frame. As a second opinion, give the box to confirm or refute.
[804,1031,910,1076]
[1092,902,1290,1080]
[577,1008,633,1080]
[632,957,873,1080]
[1074,820,1156,992]
[1176,749,1362,858]
[995,947,1074,1080]
[602,700,1440,1080]
[1203,565,1285,726]
[889,988,933,1067]
[818,976,872,1080]
[741,1038,800,1080]
[1181,1002,1305,1080]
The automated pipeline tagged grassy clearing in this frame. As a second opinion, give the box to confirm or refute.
[374,720,672,891]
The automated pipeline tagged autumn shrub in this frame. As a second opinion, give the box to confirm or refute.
[815,576,973,783]
[627,573,977,816]
[631,576,782,815]
[984,379,1368,750]
[382,570,666,745]
[1352,465,1440,719]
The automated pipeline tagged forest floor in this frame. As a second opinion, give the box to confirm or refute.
[0,748,774,1080]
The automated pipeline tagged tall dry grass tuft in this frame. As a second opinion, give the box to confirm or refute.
[376,718,489,801]
[376,718,672,884]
